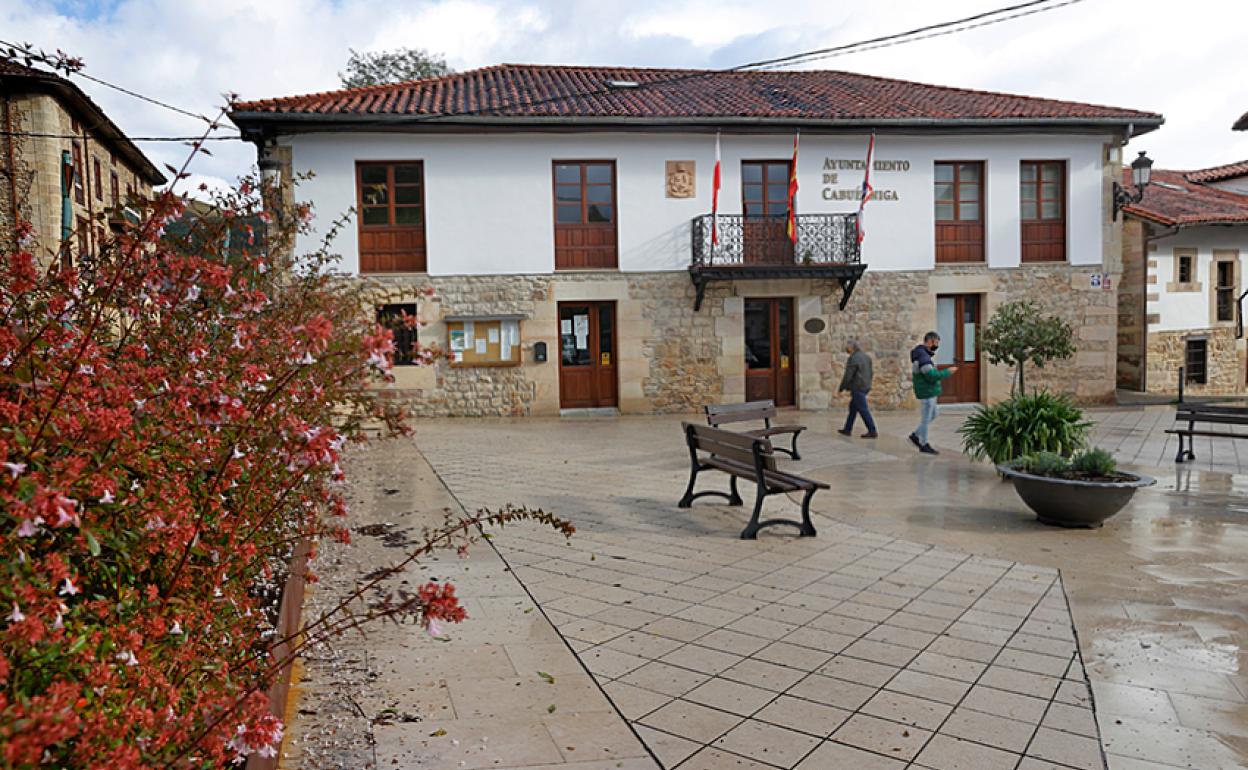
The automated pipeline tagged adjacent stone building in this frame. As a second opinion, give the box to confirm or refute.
[230,64,1162,416]
[0,59,166,265]
[1120,163,1248,397]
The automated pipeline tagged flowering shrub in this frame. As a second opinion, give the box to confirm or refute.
[0,84,570,766]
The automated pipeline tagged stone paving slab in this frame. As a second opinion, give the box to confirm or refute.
[415,418,1107,770]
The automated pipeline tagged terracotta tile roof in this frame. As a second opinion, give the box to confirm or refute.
[0,58,166,184]
[1124,169,1248,227]
[230,63,1162,131]
[1184,160,1248,184]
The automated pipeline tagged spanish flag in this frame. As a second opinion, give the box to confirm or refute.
[787,131,799,243]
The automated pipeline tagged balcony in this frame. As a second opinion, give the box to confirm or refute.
[689,213,867,310]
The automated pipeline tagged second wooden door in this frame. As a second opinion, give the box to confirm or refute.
[936,294,981,403]
[558,302,618,408]
[744,298,795,407]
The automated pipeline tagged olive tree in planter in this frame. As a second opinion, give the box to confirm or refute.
[981,300,1076,396]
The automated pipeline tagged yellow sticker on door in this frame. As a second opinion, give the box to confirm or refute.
[780,355,790,369]
[601,352,611,366]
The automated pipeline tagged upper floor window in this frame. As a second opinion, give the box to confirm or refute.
[934,161,984,263]
[1215,256,1237,323]
[1178,251,1194,284]
[71,143,85,205]
[355,161,426,274]
[110,171,120,208]
[1020,161,1066,262]
[93,157,103,201]
[553,161,617,270]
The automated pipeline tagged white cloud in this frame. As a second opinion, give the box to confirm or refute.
[2,0,1246,192]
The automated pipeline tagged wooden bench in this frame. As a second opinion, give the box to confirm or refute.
[678,422,828,540]
[1166,403,1248,463]
[705,400,806,460]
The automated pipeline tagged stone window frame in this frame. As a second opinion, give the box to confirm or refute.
[1210,249,1240,327]
[1166,247,1201,293]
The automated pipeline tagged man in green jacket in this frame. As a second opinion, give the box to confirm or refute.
[909,331,957,455]
[836,339,877,438]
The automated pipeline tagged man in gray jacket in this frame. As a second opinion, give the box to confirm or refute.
[837,339,878,438]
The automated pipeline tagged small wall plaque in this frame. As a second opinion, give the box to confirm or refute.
[665,160,696,198]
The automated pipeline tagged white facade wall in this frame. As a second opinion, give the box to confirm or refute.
[1149,227,1248,333]
[285,131,1113,275]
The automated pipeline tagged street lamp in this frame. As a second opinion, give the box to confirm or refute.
[1112,150,1154,221]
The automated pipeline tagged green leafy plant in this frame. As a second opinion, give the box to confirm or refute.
[981,300,1076,395]
[959,391,1092,463]
[1070,447,1118,476]
[1015,451,1071,475]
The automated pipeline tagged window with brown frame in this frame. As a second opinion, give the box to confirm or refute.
[1215,259,1235,323]
[76,216,89,259]
[72,143,85,205]
[355,161,426,273]
[552,161,617,270]
[110,171,120,208]
[1020,161,1066,262]
[93,157,103,201]
[1185,338,1208,384]
[1178,252,1194,284]
[934,162,984,263]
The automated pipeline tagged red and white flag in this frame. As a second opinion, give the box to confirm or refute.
[857,133,876,243]
[711,131,722,247]
[787,131,799,244]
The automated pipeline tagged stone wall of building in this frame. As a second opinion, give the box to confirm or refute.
[1117,217,1148,390]
[1145,327,1243,397]
[372,262,1118,417]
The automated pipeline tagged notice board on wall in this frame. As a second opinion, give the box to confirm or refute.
[446,317,522,367]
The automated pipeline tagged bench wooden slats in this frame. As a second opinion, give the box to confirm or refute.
[705,400,806,460]
[1169,403,1248,463]
[679,422,825,539]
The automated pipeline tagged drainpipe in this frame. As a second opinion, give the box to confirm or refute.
[59,149,73,265]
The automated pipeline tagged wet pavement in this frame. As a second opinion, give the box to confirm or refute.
[284,406,1248,770]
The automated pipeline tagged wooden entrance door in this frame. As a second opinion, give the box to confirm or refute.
[558,302,618,408]
[742,161,793,265]
[936,294,981,403]
[744,298,795,406]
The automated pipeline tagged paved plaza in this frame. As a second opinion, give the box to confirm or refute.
[284,406,1248,770]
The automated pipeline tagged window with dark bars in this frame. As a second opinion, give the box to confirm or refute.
[1215,261,1235,322]
[1185,338,1207,385]
[377,303,419,365]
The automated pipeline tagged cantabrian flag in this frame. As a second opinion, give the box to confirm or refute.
[787,132,799,243]
[711,132,722,246]
[857,133,876,243]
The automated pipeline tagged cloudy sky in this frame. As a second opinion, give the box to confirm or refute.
[4,0,1246,192]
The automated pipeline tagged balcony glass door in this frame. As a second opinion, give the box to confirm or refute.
[742,161,793,265]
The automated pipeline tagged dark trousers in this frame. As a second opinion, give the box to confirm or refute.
[843,389,877,434]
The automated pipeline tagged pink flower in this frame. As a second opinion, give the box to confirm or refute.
[15,515,43,538]
[3,461,25,479]
[6,603,24,623]
[59,577,79,596]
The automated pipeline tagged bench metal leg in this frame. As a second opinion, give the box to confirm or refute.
[1174,433,1196,463]
[681,465,745,508]
[789,432,802,461]
[740,485,767,540]
[798,488,818,537]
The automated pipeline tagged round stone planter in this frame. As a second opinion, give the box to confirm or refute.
[996,464,1156,528]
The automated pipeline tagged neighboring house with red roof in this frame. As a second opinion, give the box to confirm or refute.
[0,58,166,266]
[230,64,1162,415]
[1119,167,1248,395]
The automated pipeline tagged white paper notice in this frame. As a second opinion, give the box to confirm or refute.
[500,322,514,361]
[574,314,589,349]
[463,321,475,346]
[475,338,487,354]
[488,327,500,344]
[560,319,572,335]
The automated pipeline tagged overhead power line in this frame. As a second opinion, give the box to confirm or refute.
[0,129,241,142]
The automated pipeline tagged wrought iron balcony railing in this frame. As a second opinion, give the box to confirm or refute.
[691,213,861,268]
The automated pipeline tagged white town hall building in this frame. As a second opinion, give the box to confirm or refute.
[230,64,1162,416]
